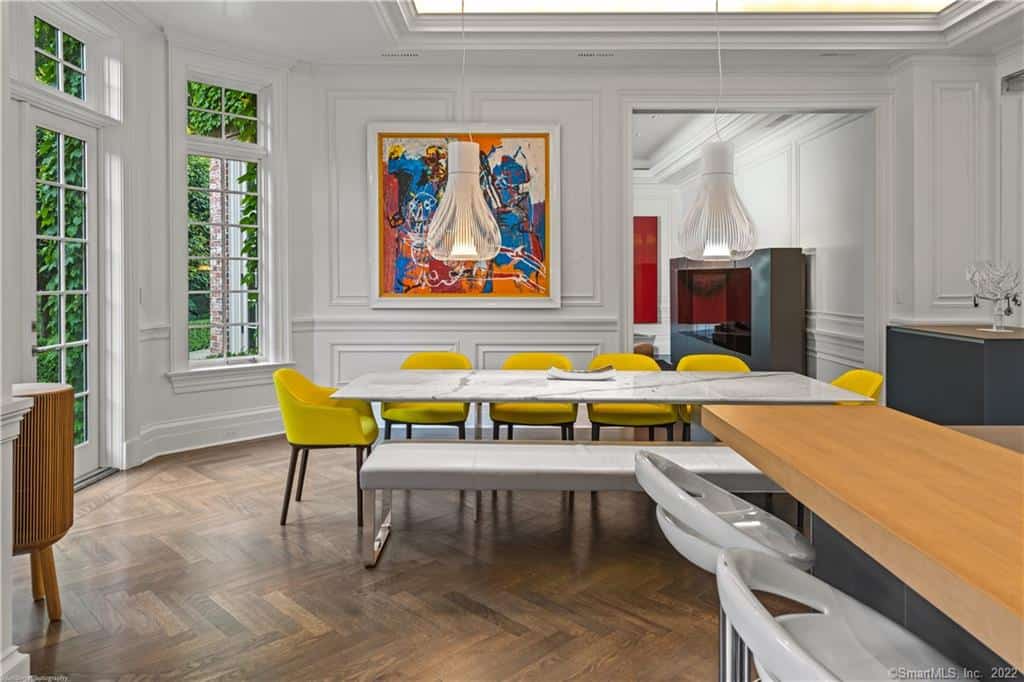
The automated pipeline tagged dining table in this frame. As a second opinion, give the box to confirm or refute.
[331,369,871,438]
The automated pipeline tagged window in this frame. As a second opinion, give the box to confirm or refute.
[185,80,264,364]
[187,80,258,143]
[33,17,85,100]
[34,126,90,444]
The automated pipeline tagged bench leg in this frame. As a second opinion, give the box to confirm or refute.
[363,489,392,568]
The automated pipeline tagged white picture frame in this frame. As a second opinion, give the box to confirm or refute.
[367,122,561,309]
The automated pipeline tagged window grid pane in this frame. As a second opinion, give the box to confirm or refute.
[35,126,89,445]
[33,17,86,101]
[186,80,259,144]
[186,152,262,362]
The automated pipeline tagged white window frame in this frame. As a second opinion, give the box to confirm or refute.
[166,43,292,392]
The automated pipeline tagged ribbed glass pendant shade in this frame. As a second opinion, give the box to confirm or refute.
[680,140,756,261]
[425,140,502,263]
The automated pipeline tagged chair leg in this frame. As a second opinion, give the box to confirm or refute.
[683,422,691,442]
[384,421,392,440]
[667,424,674,441]
[560,425,567,441]
[280,446,300,526]
[39,545,61,621]
[458,423,466,440]
[356,446,365,527]
[591,424,600,441]
[30,550,45,601]
[406,423,413,439]
[507,424,513,440]
[493,422,500,440]
[566,423,574,441]
[648,426,655,441]
[295,448,310,501]
[796,501,806,532]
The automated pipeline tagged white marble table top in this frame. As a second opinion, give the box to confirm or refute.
[331,370,871,404]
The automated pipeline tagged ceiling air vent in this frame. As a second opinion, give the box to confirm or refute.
[381,50,420,58]
[577,51,615,58]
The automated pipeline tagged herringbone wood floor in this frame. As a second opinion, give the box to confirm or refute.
[13,435,800,681]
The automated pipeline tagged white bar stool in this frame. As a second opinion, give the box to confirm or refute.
[634,450,814,682]
[717,548,973,681]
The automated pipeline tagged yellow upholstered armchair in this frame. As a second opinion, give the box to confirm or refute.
[586,353,677,441]
[831,369,884,402]
[675,354,751,441]
[382,352,473,440]
[490,352,578,440]
[273,369,378,527]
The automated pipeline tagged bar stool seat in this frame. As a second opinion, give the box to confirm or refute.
[718,548,971,682]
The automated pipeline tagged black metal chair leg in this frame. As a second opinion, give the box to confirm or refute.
[560,425,567,441]
[667,424,674,441]
[648,426,655,441]
[406,423,413,439]
[295,448,310,501]
[356,446,365,527]
[384,421,392,440]
[493,422,500,440]
[507,424,513,440]
[796,501,806,532]
[566,423,574,441]
[458,423,466,440]
[683,422,692,442]
[591,424,600,441]
[280,446,300,526]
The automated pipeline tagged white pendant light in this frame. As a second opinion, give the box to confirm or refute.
[425,0,501,263]
[680,0,757,262]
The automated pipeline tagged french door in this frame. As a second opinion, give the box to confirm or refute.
[31,110,99,478]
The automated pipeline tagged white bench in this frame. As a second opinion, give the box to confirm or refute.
[359,441,780,567]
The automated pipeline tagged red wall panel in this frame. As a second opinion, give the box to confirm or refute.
[633,216,659,324]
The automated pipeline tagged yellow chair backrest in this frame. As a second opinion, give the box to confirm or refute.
[676,354,751,373]
[274,369,329,443]
[590,353,661,372]
[400,351,472,370]
[502,352,572,371]
[831,369,883,401]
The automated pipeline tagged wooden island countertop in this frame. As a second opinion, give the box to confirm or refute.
[702,404,1024,668]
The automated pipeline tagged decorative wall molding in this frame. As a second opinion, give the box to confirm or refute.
[128,406,283,469]
[294,315,619,334]
[806,310,866,371]
[330,342,458,385]
[9,79,120,128]
[138,324,171,343]
[474,342,603,371]
[931,80,982,308]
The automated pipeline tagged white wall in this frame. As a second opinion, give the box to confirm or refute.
[3,7,1015,466]
[633,113,874,380]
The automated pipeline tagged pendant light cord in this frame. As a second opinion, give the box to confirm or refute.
[461,0,473,143]
[713,0,723,141]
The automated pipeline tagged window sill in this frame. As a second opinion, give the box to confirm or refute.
[166,361,294,395]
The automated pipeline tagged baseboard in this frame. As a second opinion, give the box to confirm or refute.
[0,645,30,681]
[126,405,284,469]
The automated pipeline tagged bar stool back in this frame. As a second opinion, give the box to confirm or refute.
[635,450,814,682]
[717,548,971,682]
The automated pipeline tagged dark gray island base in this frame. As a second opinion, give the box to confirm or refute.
[811,515,1022,681]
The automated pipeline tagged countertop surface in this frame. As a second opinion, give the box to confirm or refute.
[702,404,1024,669]
[890,323,1024,341]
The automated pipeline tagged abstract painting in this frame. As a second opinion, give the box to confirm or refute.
[369,124,560,308]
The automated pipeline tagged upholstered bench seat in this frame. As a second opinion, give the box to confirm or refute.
[359,442,779,567]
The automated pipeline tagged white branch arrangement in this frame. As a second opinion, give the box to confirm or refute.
[966,261,1022,331]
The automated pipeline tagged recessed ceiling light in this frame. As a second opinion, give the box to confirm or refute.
[414,0,953,13]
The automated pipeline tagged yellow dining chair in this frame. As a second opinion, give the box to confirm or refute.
[382,352,473,440]
[490,352,578,440]
[587,353,677,441]
[273,369,379,527]
[675,354,751,441]
[831,368,884,402]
